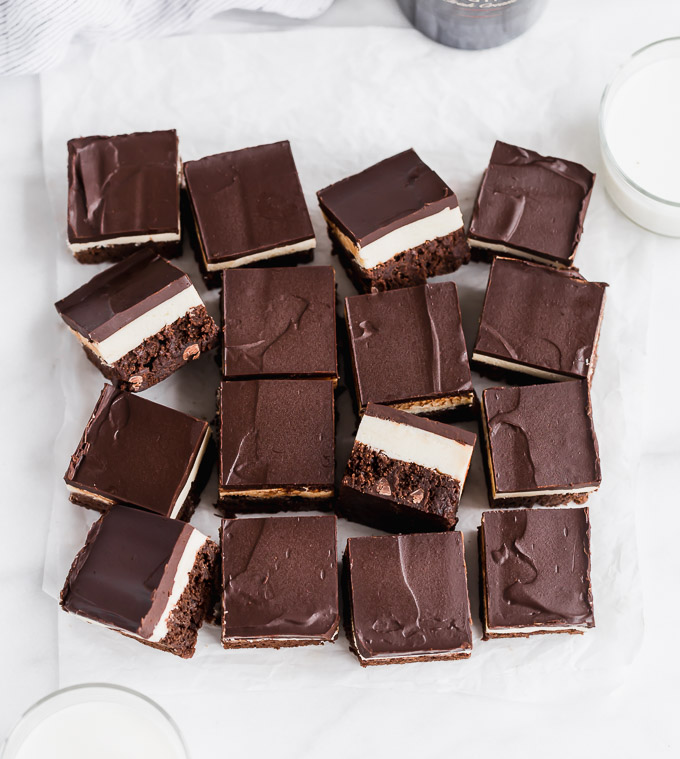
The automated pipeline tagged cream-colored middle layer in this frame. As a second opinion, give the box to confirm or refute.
[204,238,316,272]
[472,352,573,382]
[468,237,569,268]
[75,285,203,365]
[170,428,211,519]
[219,487,333,499]
[328,205,464,270]
[356,414,473,482]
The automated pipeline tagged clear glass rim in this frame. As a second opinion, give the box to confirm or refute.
[599,36,680,208]
[1,683,189,759]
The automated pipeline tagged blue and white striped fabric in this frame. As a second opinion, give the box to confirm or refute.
[0,0,334,75]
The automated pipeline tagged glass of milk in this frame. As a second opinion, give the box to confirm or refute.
[599,37,680,236]
[1,684,189,759]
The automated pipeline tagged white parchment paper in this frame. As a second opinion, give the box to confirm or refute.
[40,27,645,705]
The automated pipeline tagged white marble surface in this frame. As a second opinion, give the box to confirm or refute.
[1,1,679,755]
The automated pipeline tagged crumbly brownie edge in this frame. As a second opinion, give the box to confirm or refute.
[329,225,470,293]
[341,442,460,527]
[83,305,218,392]
[150,539,219,659]
[72,239,182,264]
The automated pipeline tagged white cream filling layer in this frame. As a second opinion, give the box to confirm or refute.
[472,352,574,382]
[328,205,464,270]
[224,629,339,644]
[66,485,115,507]
[356,414,473,482]
[485,623,589,636]
[219,487,333,499]
[203,238,316,272]
[69,230,181,254]
[468,237,569,268]
[148,528,208,642]
[74,285,203,365]
[170,428,211,519]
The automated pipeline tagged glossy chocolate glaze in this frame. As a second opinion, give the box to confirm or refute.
[184,140,314,265]
[219,379,335,490]
[469,141,595,264]
[68,129,180,244]
[60,505,195,636]
[65,385,209,516]
[481,507,595,630]
[482,381,601,495]
[221,515,339,640]
[55,248,194,343]
[474,257,607,380]
[317,148,460,246]
[346,282,473,408]
[346,532,472,659]
[222,266,337,379]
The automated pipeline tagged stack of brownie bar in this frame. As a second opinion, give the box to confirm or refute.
[54,130,605,665]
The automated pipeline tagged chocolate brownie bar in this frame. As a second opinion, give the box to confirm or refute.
[343,532,473,665]
[317,149,469,292]
[339,403,476,532]
[345,281,475,417]
[480,381,601,508]
[479,507,595,638]
[60,505,218,658]
[220,515,339,648]
[222,266,337,381]
[218,379,335,512]
[472,257,607,384]
[65,385,213,520]
[67,130,181,263]
[468,141,595,268]
[184,141,315,286]
[54,248,218,392]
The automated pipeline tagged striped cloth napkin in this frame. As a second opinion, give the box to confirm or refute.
[0,0,334,75]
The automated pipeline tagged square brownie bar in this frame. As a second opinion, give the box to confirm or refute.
[222,266,337,382]
[184,141,315,286]
[67,130,181,263]
[345,281,475,417]
[317,149,470,292]
[55,248,218,392]
[479,507,595,638]
[468,141,595,269]
[472,257,607,384]
[218,379,335,512]
[60,505,218,658]
[220,515,339,648]
[65,385,213,520]
[339,403,476,532]
[343,532,473,665]
[480,381,601,508]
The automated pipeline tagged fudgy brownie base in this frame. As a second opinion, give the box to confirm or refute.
[341,551,470,666]
[71,238,182,264]
[216,491,334,517]
[133,540,219,658]
[84,305,218,392]
[329,226,470,293]
[338,442,460,532]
